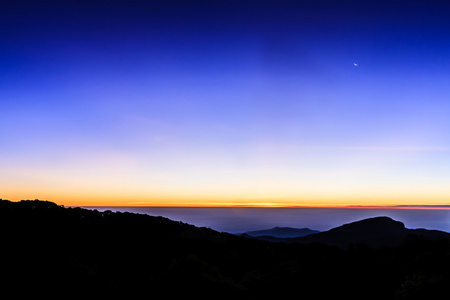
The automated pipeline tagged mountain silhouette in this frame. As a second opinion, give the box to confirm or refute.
[292,216,450,249]
[242,226,320,238]
[239,226,320,242]
[2,199,450,299]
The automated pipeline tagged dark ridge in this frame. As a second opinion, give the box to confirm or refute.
[1,199,450,299]
[291,216,449,249]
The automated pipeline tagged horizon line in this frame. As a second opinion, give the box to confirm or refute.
[77,204,450,210]
[4,198,450,210]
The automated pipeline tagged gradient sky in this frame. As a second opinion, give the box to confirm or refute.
[2,0,450,206]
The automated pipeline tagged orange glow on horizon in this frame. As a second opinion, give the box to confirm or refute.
[2,194,450,210]
[2,184,450,209]
[60,194,450,209]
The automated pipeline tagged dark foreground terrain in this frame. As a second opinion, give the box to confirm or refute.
[1,199,450,299]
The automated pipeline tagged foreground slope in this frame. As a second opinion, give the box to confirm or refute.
[1,199,450,299]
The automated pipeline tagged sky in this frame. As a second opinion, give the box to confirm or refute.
[1,0,450,207]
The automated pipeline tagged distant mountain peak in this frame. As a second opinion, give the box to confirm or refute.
[293,216,449,249]
[332,216,406,233]
[242,227,320,238]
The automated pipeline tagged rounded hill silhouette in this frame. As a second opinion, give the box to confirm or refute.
[292,216,449,249]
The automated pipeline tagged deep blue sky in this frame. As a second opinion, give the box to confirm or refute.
[2,0,450,206]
